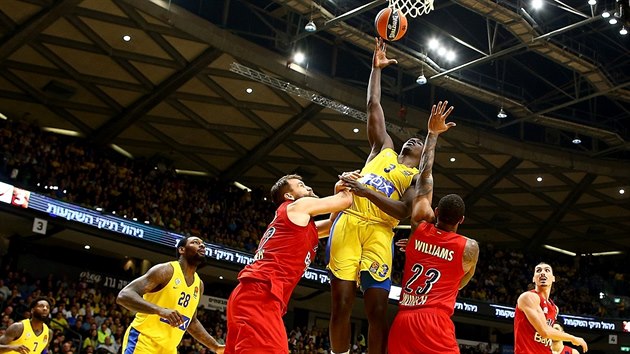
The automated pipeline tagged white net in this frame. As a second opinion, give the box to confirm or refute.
[389,0,435,18]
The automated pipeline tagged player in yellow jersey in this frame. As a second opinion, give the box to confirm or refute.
[0,297,52,354]
[327,37,454,354]
[117,236,224,354]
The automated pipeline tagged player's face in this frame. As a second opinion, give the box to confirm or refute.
[182,237,206,263]
[287,179,317,200]
[31,300,50,321]
[401,138,423,156]
[532,264,555,288]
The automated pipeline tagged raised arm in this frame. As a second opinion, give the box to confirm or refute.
[116,263,185,328]
[517,293,588,352]
[458,238,479,289]
[367,37,396,161]
[411,101,455,229]
[186,282,225,354]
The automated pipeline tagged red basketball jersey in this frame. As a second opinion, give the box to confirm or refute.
[237,200,318,313]
[514,290,558,354]
[398,222,467,315]
[561,345,574,354]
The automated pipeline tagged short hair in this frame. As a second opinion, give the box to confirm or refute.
[176,236,194,257]
[437,194,465,225]
[536,262,552,270]
[30,297,51,310]
[270,174,302,205]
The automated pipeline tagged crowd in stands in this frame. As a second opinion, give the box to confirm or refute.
[0,266,361,354]
[0,119,628,321]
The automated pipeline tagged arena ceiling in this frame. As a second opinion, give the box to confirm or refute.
[0,0,629,254]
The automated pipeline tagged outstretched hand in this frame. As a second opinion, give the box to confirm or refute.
[373,37,397,69]
[428,101,455,135]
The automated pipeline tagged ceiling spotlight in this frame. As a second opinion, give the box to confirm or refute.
[293,52,305,64]
[497,107,507,119]
[304,20,317,32]
[620,27,628,35]
[84,245,91,250]
[609,17,618,24]
[446,50,456,62]
[437,46,447,57]
[588,0,596,5]
[537,176,543,182]
[416,74,427,85]
[122,35,131,42]
[428,38,439,50]
[572,135,582,144]
[353,128,359,133]
[450,157,456,162]
[246,88,253,94]
[602,10,611,17]
[532,0,543,9]
[620,189,626,195]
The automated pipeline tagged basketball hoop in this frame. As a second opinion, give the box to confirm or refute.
[388,0,434,18]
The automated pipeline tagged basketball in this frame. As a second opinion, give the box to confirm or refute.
[375,7,408,41]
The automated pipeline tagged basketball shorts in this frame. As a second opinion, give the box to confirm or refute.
[123,327,175,354]
[326,212,394,284]
[225,280,288,354]
[388,309,459,354]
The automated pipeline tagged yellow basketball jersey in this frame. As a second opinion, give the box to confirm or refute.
[7,320,49,354]
[345,148,418,227]
[130,261,201,349]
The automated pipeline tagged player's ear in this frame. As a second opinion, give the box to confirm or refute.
[458,216,465,225]
[284,192,294,201]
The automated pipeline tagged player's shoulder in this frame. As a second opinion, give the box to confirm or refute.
[517,290,539,304]
[148,261,176,278]
[5,320,25,338]
[463,237,478,249]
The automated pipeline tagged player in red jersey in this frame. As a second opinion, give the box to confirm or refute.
[514,262,588,353]
[551,323,579,354]
[224,174,352,354]
[387,102,479,354]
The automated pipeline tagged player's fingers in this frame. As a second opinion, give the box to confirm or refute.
[443,106,454,117]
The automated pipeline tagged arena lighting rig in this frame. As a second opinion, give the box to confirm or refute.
[229,62,407,135]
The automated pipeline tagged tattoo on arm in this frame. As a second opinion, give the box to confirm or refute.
[416,133,438,196]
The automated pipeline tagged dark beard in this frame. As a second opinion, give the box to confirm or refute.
[31,312,48,322]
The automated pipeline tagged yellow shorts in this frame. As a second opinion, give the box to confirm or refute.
[327,212,394,283]
[123,327,176,354]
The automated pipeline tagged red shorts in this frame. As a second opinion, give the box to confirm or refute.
[225,280,288,354]
[388,309,459,354]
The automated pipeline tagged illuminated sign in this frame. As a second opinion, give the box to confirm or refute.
[19,190,332,286]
